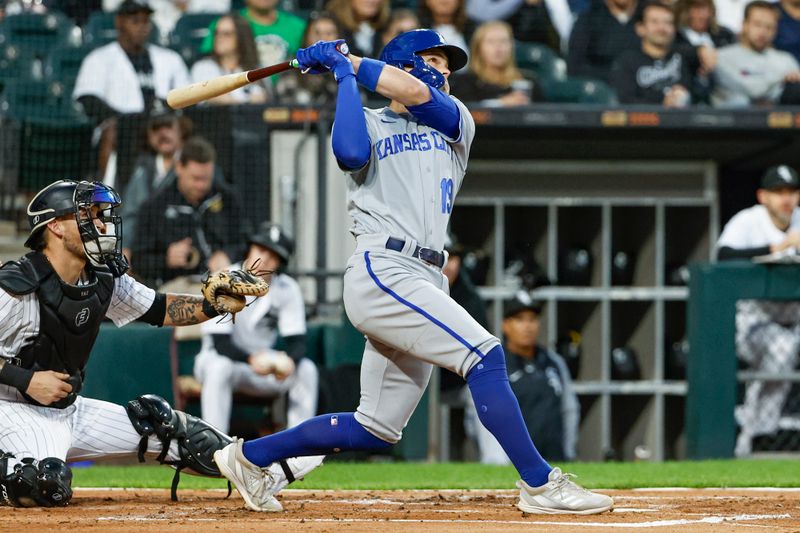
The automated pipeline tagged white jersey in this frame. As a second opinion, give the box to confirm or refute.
[716,205,800,250]
[0,273,156,402]
[200,266,306,356]
[73,42,190,114]
[346,96,475,251]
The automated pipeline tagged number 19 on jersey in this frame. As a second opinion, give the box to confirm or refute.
[440,178,454,214]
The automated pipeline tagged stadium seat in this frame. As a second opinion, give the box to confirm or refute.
[169,12,222,66]
[83,11,162,49]
[515,41,566,82]
[540,77,617,104]
[44,45,92,89]
[0,77,94,191]
[0,12,79,59]
[0,79,86,122]
[0,44,39,93]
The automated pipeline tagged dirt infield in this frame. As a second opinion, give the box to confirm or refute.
[2,488,799,532]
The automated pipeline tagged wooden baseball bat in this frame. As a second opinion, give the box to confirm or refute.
[167,59,300,109]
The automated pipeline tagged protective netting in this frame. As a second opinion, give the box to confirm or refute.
[735,300,800,456]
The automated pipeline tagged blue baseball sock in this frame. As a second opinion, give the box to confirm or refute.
[242,412,392,467]
[466,345,552,487]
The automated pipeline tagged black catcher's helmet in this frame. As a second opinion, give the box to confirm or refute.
[248,221,295,265]
[25,180,128,277]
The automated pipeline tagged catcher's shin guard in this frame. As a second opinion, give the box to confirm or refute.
[0,451,73,507]
[125,394,234,500]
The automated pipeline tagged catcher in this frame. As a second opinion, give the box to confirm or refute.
[0,179,272,507]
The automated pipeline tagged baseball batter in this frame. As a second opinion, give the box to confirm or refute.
[214,30,612,515]
[195,222,320,433]
[0,180,299,507]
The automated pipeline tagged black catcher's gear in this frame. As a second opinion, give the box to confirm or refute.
[0,252,113,408]
[0,452,73,507]
[125,394,234,501]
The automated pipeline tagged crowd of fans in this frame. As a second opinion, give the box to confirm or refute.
[3,0,800,109]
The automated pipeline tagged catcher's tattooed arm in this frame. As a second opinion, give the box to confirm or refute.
[163,293,215,326]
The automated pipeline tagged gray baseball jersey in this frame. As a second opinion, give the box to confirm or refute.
[342,96,499,443]
[346,96,475,251]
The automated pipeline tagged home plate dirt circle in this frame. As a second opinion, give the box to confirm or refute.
[1,488,798,532]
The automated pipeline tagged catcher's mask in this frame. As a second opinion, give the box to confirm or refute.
[25,179,128,277]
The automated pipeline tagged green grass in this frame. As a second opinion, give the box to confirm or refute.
[71,460,800,491]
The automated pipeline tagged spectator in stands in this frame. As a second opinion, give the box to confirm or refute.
[200,0,306,68]
[122,106,184,256]
[674,0,735,49]
[418,0,470,54]
[450,21,541,106]
[465,292,579,463]
[104,0,231,37]
[380,9,420,51]
[716,165,800,456]
[191,13,269,104]
[673,0,734,103]
[466,0,572,53]
[74,0,189,179]
[131,136,248,287]
[194,222,319,435]
[610,1,693,106]
[775,0,800,63]
[74,0,190,120]
[567,0,641,82]
[276,11,341,105]
[712,0,800,107]
[326,0,390,57]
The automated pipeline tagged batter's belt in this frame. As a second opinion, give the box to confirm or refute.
[356,234,446,268]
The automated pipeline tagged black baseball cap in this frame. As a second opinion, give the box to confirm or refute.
[503,291,544,319]
[117,0,154,15]
[760,165,800,191]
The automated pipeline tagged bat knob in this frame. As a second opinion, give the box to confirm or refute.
[337,42,350,56]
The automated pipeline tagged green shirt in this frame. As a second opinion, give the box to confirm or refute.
[201,9,306,66]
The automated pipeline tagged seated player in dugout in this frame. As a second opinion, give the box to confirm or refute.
[716,164,800,456]
[194,222,322,442]
[0,180,309,508]
[211,30,613,515]
[466,293,579,465]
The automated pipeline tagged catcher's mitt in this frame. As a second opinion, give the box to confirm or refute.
[201,267,270,316]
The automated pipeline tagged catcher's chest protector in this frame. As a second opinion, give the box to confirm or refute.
[0,252,113,406]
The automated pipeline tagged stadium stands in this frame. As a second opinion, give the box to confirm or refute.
[169,12,221,66]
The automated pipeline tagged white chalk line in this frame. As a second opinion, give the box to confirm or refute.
[94,513,794,527]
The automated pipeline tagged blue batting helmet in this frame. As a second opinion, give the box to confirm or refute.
[379,29,468,89]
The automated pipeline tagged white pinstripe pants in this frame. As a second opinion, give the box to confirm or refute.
[0,396,179,475]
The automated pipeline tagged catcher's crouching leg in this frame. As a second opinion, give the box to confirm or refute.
[0,451,72,507]
[125,394,234,501]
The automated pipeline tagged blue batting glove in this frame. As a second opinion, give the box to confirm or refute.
[295,44,328,75]
[301,40,354,81]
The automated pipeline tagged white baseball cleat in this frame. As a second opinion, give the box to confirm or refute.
[516,467,614,515]
[213,439,283,512]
